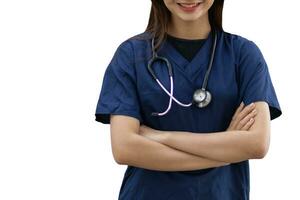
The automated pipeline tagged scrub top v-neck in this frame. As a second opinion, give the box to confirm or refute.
[158,31,214,81]
[166,33,206,62]
[94,28,282,200]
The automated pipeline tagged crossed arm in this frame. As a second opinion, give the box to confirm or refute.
[139,101,271,163]
[109,101,270,171]
[110,114,229,172]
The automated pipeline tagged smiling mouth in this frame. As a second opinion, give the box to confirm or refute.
[177,2,202,8]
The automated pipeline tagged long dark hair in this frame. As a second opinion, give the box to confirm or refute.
[141,0,224,52]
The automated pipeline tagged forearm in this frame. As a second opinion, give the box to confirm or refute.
[119,133,230,171]
[157,130,257,163]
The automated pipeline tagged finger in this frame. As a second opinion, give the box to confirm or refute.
[236,103,256,122]
[237,109,257,129]
[231,102,253,129]
[242,109,257,123]
[232,102,245,120]
[241,118,255,131]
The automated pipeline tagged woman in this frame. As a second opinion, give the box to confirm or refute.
[95,0,282,199]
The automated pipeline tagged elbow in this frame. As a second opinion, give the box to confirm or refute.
[112,149,125,164]
[109,115,141,165]
[246,129,270,159]
[250,136,270,159]
[112,143,129,165]
[112,135,136,165]
[252,143,269,159]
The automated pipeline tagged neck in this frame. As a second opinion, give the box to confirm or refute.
[167,13,211,40]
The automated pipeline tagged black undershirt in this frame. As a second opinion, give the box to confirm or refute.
[166,34,206,62]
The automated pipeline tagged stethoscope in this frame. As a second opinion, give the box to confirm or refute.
[147,27,217,116]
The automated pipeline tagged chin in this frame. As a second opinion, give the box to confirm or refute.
[175,11,208,22]
[179,14,205,22]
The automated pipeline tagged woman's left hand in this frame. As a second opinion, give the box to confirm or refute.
[139,125,165,143]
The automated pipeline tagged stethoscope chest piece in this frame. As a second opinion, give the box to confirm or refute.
[193,88,212,108]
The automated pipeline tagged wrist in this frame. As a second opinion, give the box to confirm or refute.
[157,130,170,144]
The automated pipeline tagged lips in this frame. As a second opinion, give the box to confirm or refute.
[176,2,203,12]
[178,3,201,8]
[177,1,203,8]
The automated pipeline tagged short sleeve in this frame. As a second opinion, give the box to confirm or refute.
[94,41,142,124]
[237,40,282,120]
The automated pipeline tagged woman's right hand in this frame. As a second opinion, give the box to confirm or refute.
[226,102,257,131]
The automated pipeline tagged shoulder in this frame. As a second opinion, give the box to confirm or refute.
[116,31,151,64]
[221,30,264,64]
[222,30,254,48]
[108,32,150,76]
[110,31,149,63]
[118,31,151,52]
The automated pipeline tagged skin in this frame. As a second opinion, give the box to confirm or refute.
[164,0,214,39]
[109,0,271,171]
[111,102,261,171]
[139,102,270,163]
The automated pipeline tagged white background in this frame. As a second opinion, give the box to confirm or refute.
[0,0,299,199]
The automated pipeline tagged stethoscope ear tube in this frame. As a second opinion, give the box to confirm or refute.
[201,27,217,90]
[148,39,173,79]
[147,58,158,80]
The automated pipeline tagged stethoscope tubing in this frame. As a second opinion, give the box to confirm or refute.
[147,27,217,116]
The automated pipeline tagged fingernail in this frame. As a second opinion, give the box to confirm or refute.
[250,103,254,107]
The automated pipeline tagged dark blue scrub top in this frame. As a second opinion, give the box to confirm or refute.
[95,29,282,200]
